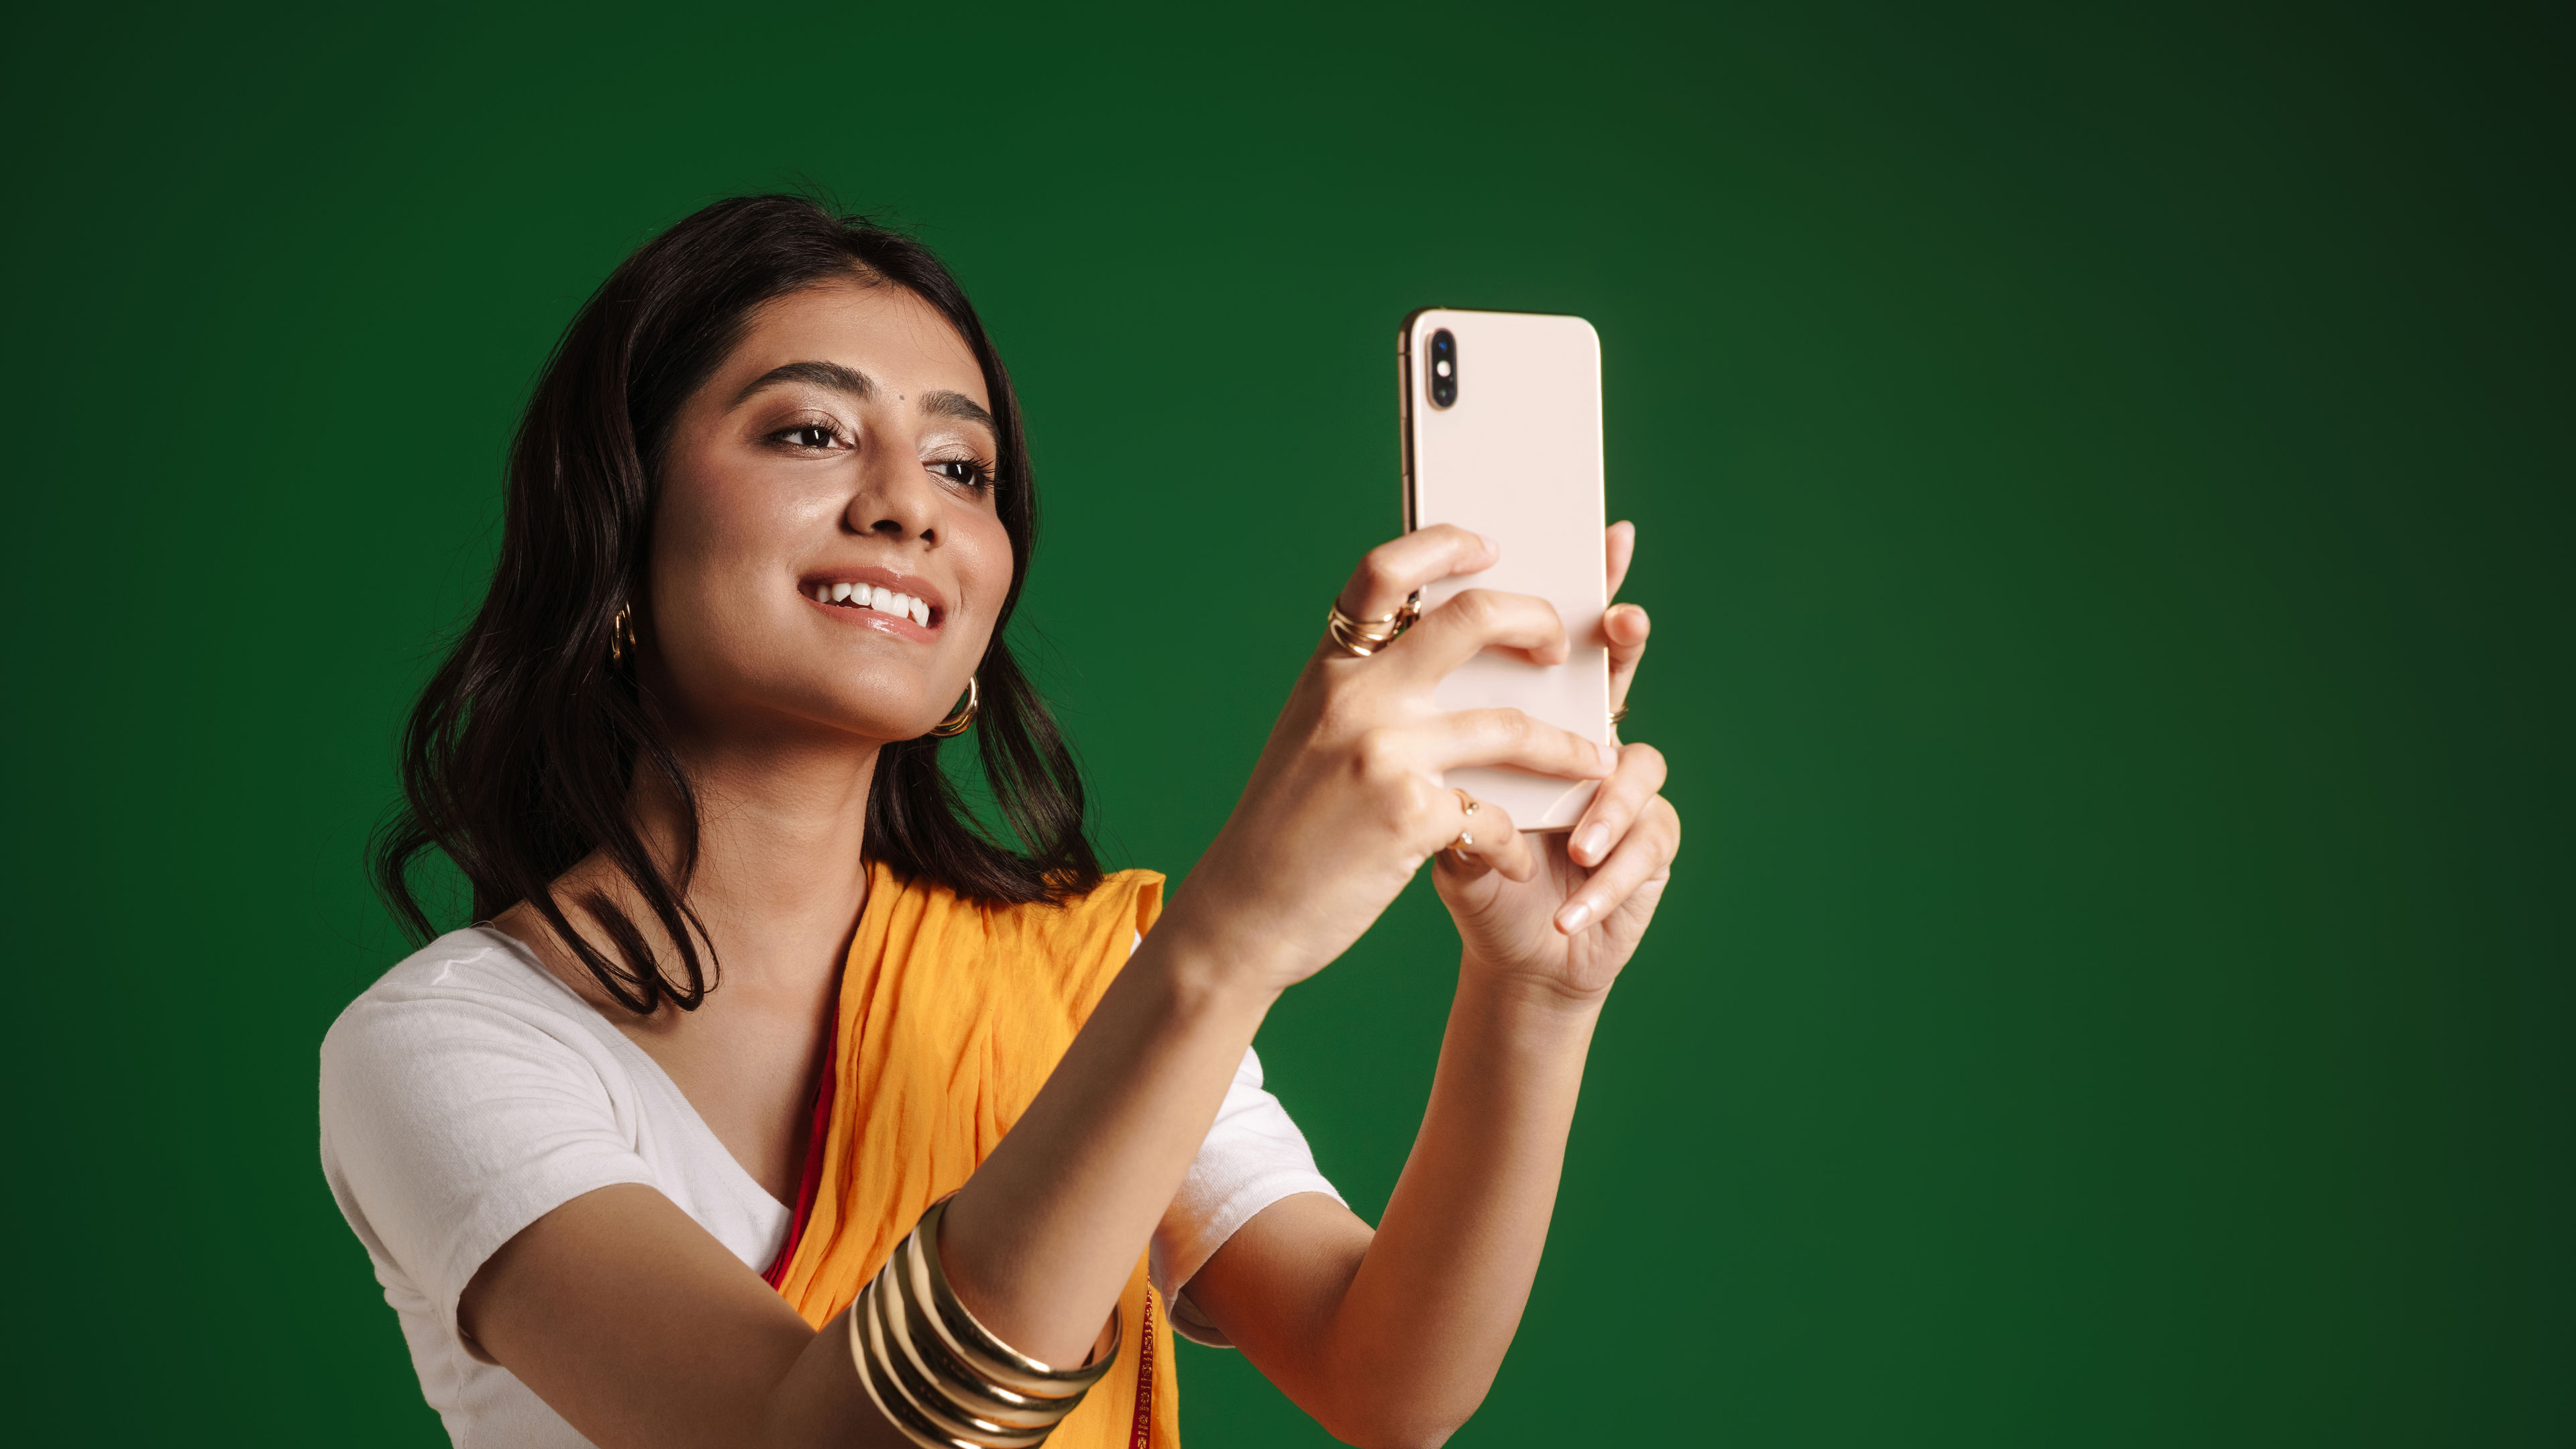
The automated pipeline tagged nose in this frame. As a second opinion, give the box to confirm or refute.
[845,447,941,545]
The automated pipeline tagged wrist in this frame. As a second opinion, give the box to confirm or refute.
[1136,901,1294,1014]
[1434,962,1605,1104]
[1454,957,1612,1023]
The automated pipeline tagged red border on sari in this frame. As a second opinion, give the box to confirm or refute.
[761,1012,839,1288]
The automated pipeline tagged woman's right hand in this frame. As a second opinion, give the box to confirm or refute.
[1162,525,1617,992]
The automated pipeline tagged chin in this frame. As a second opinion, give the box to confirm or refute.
[801,669,945,744]
[658,649,950,747]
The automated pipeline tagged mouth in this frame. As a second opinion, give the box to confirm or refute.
[800,568,947,635]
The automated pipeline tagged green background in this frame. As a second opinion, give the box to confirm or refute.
[3,1,2567,1442]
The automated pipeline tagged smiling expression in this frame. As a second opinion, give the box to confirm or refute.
[642,276,1012,746]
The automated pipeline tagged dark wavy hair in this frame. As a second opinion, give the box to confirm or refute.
[372,195,1100,1014]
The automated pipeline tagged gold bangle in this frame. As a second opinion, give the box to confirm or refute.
[847,1196,1120,1449]
[883,1232,1065,1427]
[910,1198,1120,1396]
[853,1281,1051,1449]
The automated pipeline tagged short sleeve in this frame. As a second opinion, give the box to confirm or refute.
[319,983,659,1357]
[1153,1043,1346,1348]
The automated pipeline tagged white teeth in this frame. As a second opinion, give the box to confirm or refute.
[814,580,933,625]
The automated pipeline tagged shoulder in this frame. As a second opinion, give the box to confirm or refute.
[1077,868,1166,928]
[316,934,677,1346]
[319,929,655,1227]
[323,928,580,1048]
[1022,868,1166,932]
[978,869,1165,967]
[319,928,623,1118]
[888,866,1165,950]
[880,867,1165,1014]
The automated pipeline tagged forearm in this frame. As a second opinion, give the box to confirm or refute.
[1326,967,1603,1441]
[940,910,1283,1364]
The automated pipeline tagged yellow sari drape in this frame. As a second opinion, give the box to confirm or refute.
[766,859,1181,1448]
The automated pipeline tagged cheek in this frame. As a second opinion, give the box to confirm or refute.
[664,457,794,561]
[957,513,1018,619]
[647,463,814,661]
[665,431,852,579]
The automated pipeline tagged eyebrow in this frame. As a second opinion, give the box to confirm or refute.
[919,389,996,432]
[731,360,873,408]
[729,363,995,435]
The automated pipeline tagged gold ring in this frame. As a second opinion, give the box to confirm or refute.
[1446,789,1480,857]
[1609,702,1629,726]
[1326,592,1422,657]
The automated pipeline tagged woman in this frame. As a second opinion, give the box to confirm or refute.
[321,195,1678,1449]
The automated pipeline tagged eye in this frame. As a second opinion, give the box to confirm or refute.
[928,458,994,490]
[777,424,841,450]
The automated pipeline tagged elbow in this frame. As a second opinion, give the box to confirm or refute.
[1313,1393,1484,1449]
[1325,1419,1465,1449]
[1291,1318,1499,1448]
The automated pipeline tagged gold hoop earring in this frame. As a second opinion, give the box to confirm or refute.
[608,602,637,665]
[926,675,979,737]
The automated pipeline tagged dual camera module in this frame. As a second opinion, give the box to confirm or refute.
[1428,328,1458,409]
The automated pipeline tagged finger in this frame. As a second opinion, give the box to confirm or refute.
[1432,792,1538,884]
[1605,520,1637,598]
[1565,742,1668,869]
[1383,588,1572,681]
[1555,796,1681,935]
[1418,707,1617,781]
[1336,524,1497,621]
[1605,602,1652,716]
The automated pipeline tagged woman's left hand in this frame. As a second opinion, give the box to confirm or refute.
[1435,521,1680,1002]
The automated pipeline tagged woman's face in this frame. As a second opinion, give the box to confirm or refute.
[645,277,1012,749]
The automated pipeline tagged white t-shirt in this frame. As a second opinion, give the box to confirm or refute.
[319,926,1340,1449]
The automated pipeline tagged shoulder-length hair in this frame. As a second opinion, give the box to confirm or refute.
[372,194,1100,1014]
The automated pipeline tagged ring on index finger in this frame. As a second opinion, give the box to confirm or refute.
[1326,592,1421,657]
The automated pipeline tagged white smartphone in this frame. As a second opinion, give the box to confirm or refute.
[1399,307,1610,831]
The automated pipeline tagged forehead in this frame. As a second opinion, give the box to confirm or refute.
[724,277,988,407]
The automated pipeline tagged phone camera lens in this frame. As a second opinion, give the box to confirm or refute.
[1428,329,1457,408]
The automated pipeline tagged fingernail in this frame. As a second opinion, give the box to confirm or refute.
[1478,533,1497,553]
[1597,742,1619,772]
[1557,901,1593,934]
[1575,824,1609,861]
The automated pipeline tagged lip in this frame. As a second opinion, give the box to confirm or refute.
[800,564,949,642]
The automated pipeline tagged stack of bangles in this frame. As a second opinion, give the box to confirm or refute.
[848,1196,1122,1448]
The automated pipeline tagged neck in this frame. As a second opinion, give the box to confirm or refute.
[527,711,890,1012]
[646,725,883,968]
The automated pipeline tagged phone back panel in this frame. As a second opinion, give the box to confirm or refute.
[1401,307,1608,830]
